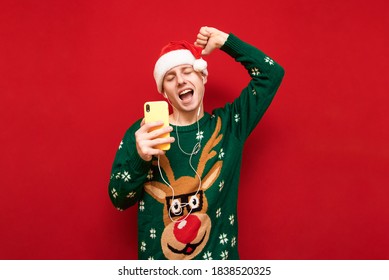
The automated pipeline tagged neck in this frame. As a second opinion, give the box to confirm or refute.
[170,107,204,126]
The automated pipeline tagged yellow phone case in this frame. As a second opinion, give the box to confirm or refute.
[144,101,170,150]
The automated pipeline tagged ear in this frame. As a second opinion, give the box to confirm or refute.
[202,74,207,85]
[145,182,167,203]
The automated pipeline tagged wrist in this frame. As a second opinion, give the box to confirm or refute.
[218,32,229,47]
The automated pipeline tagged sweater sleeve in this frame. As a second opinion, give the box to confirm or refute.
[108,119,152,211]
[218,34,285,141]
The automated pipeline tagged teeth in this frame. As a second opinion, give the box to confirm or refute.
[180,89,192,95]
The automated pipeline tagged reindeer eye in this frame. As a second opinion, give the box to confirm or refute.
[170,199,182,215]
[189,195,200,210]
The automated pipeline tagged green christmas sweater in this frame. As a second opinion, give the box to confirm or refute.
[109,34,284,260]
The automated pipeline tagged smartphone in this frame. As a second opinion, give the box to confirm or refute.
[144,101,170,150]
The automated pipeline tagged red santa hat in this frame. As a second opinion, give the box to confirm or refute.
[153,40,208,93]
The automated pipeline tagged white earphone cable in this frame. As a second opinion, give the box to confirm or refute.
[158,95,204,223]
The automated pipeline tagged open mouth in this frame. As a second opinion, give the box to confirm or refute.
[179,89,194,101]
[167,231,206,255]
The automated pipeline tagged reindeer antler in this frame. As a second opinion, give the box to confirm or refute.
[197,117,223,177]
[154,154,176,184]
[151,117,223,185]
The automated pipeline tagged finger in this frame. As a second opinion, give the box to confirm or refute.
[136,123,169,144]
[195,40,207,48]
[139,120,164,132]
[151,136,175,147]
[143,137,175,155]
[137,136,173,155]
[198,26,211,36]
[201,46,211,56]
[195,38,208,45]
[146,126,173,141]
[138,144,163,161]
[197,33,209,41]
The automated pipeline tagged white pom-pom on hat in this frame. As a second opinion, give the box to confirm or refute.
[193,57,207,72]
[153,40,208,93]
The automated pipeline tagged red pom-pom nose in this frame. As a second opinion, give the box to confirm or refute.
[173,215,201,244]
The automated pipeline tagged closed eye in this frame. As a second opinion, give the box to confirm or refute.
[183,68,194,75]
[164,74,175,82]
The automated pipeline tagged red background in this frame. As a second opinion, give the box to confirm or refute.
[1,0,388,259]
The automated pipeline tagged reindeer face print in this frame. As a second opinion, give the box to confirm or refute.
[144,117,223,260]
[162,190,211,258]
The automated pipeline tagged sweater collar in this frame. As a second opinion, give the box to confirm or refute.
[170,112,211,132]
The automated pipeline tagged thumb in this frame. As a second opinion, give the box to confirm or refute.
[201,46,212,56]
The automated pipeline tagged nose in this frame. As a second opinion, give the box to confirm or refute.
[173,215,201,244]
[176,73,186,86]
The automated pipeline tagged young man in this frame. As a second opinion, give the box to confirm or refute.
[109,26,284,260]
